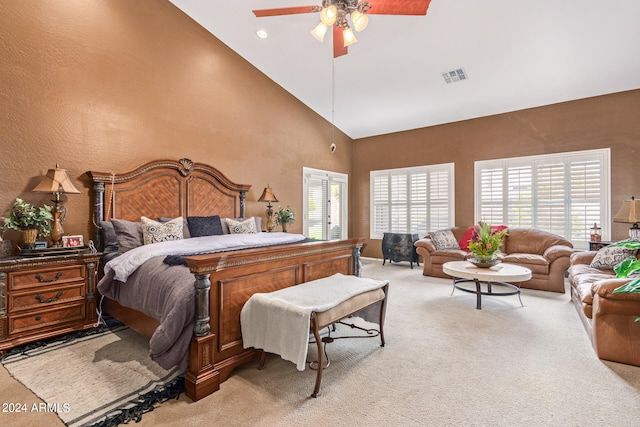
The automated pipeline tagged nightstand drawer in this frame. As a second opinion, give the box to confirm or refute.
[8,283,85,312]
[9,265,85,291]
[9,303,85,335]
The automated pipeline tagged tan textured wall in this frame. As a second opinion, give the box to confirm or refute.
[0,0,351,246]
[352,90,640,258]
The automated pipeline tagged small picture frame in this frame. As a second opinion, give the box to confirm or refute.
[62,235,84,248]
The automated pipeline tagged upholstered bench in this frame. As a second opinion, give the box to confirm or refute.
[240,273,389,397]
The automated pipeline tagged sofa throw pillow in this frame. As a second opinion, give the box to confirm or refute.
[187,215,223,237]
[429,229,460,250]
[111,219,144,255]
[141,216,184,245]
[225,217,258,234]
[590,245,638,270]
[458,225,508,252]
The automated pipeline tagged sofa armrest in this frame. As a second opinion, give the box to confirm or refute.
[570,250,597,266]
[593,279,640,317]
[543,245,573,263]
[414,238,436,254]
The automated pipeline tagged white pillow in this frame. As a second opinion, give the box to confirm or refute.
[225,217,258,234]
[141,216,184,245]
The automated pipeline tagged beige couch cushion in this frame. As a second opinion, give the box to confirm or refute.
[502,253,549,274]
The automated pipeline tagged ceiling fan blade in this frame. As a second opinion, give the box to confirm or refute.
[253,6,319,17]
[365,0,432,15]
[333,25,348,58]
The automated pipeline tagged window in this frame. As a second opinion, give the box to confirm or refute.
[475,149,610,249]
[370,163,455,239]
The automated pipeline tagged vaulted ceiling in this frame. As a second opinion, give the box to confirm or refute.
[169,0,640,139]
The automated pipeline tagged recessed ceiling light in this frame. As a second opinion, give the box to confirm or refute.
[256,29,268,39]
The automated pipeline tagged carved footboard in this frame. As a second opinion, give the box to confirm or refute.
[182,238,364,401]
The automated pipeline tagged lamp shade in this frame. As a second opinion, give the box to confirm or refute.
[311,22,328,42]
[32,166,80,194]
[613,197,640,224]
[258,186,278,203]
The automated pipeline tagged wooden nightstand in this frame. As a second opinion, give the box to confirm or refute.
[0,252,101,353]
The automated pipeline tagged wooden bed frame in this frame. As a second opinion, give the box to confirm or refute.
[87,158,364,401]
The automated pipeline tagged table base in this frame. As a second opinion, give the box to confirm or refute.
[451,278,524,310]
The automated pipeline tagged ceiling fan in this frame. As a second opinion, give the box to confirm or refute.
[253,0,432,58]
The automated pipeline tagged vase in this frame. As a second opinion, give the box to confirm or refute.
[20,228,38,250]
[469,253,500,268]
[281,222,288,232]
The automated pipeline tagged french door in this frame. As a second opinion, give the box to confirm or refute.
[303,167,348,240]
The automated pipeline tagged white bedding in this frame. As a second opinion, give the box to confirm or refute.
[105,232,307,282]
[240,273,389,371]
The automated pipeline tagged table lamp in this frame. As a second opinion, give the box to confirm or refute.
[258,185,278,232]
[32,164,81,247]
[613,196,640,240]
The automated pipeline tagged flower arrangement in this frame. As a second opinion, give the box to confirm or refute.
[467,222,508,261]
[2,198,53,236]
[275,206,295,225]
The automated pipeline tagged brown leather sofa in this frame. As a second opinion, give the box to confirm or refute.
[414,227,574,293]
[567,251,640,366]
[569,252,640,366]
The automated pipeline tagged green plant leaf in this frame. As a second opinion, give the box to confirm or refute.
[613,257,640,278]
[613,279,640,294]
[609,240,640,250]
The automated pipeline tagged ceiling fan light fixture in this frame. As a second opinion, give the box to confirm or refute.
[350,10,368,32]
[311,22,329,42]
[320,5,338,26]
[343,27,357,47]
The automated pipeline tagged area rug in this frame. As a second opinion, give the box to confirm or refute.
[0,324,183,427]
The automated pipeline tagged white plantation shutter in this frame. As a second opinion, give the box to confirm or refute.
[371,164,454,238]
[475,149,610,249]
[307,176,327,240]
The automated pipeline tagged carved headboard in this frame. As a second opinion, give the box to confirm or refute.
[87,158,251,249]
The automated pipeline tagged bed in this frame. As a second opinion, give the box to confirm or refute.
[87,158,364,401]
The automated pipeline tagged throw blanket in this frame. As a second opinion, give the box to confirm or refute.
[240,273,389,371]
[105,232,306,282]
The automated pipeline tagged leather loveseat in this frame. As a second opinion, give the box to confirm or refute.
[414,226,574,293]
[567,248,640,366]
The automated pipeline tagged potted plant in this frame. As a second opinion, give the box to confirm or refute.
[2,198,53,249]
[275,206,295,232]
[467,222,508,265]
[609,240,640,323]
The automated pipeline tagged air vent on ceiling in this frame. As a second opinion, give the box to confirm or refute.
[442,68,468,84]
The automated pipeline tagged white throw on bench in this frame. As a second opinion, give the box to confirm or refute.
[240,273,389,397]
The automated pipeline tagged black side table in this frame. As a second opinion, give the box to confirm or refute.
[589,241,612,251]
[382,232,420,269]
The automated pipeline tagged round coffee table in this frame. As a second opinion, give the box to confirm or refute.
[442,261,532,309]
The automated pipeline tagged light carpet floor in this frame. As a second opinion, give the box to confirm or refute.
[1,259,639,426]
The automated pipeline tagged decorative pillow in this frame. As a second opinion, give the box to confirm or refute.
[111,219,143,254]
[590,245,638,270]
[459,224,508,252]
[99,221,119,254]
[221,217,261,234]
[187,215,223,237]
[225,217,258,234]
[158,217,191,239]
[141,216,184,245]
[429,229,461,250]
